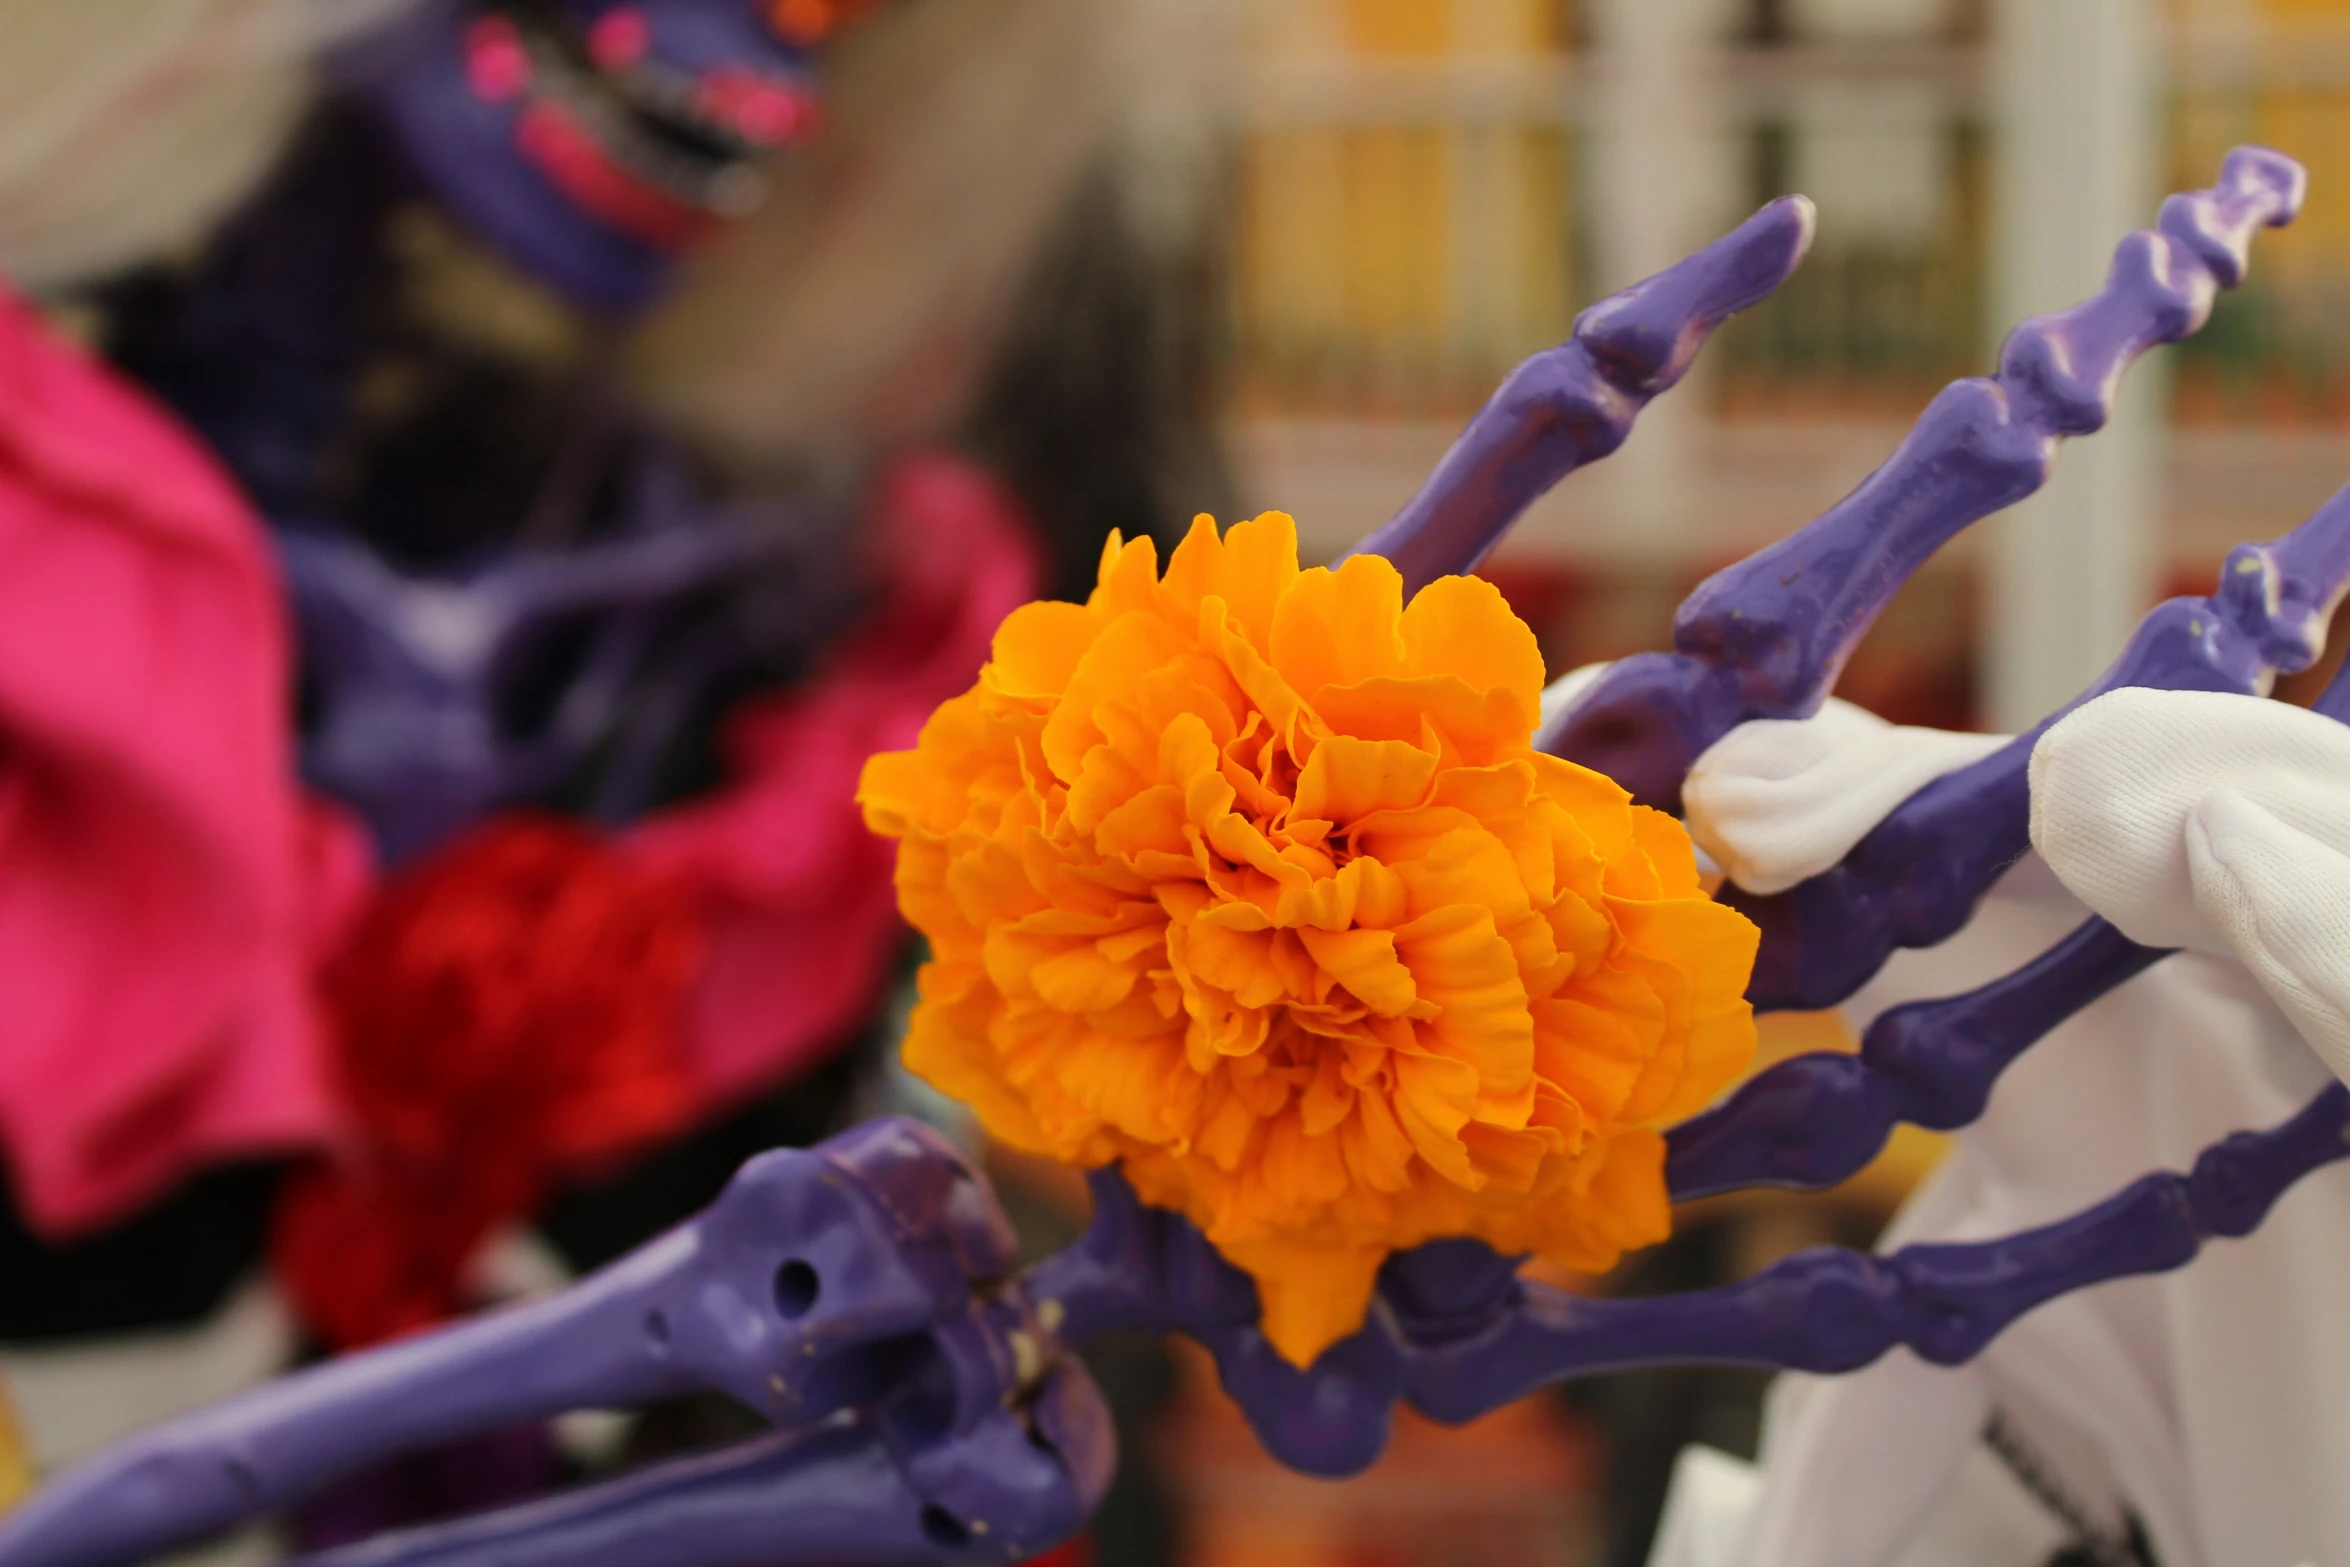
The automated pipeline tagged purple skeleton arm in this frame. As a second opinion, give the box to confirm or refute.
[281,448,852,864]
[9,146,2350,1567]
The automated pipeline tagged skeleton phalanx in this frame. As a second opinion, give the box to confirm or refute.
[3,145,2340,1567]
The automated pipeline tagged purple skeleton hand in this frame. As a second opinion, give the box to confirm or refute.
[1540,144,2309,816]
[13,145,2350,1567]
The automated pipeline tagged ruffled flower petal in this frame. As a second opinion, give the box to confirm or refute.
[859,513,1759,1366]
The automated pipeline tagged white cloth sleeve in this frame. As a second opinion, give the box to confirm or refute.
[1646,1447,1763,1567]
[2030,686,2350,1086]
[1681,699,2012,896]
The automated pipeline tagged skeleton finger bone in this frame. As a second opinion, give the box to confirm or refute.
[1665,917,2167,1198]
[1346,195,1815,598]
[1004,1081,2350,1481]
[1014,1170,1409,1479]
[1670,487,2350,1189]
[1401,1083,2350,1425]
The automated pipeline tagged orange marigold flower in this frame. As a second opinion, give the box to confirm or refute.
[858,513,1760,1366]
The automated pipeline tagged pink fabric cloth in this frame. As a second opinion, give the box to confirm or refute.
[0,289,340,1237]
[625,454,1042,1107]
[0,289,1031,1236]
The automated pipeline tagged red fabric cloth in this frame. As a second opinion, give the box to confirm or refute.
[277,815,701,1349]
[0,288,341,1237]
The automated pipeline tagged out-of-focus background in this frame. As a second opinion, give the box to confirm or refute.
[4,0,2349,1564]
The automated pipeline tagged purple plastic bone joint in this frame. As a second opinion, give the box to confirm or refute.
[1668,916,2170,1198]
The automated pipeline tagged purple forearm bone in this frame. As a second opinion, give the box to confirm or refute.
[11,1073,2339,1565]
[1540,146,2305,812]
[284,497,803,863]
[287,1384,1110,1567]
[8,1084,2346,1559]
[0,1120,1109,1567]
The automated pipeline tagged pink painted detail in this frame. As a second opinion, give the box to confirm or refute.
[694,68,815,147]
[586,7,651,70]
[515,103,718,252]
[0,287,349,1237]
[463,14,532,103]
[622,455,1042,1109]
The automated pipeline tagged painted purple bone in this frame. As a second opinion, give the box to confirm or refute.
[284,456,825,864]
[1398,1083,2350,1416]
[1347,195,1815,597]
[0,1120,1102,1567]
[290,1368,1109,1567]
[1007,1088,2350,1470]
[11,1074,2343,1567]
[1536,145,2305,813]
[1667,917,2168,1198]
[11,1047,2349,1552]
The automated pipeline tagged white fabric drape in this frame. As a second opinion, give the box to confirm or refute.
[1684,698,2011,895]
[1623,677,2350,1567]
[2033,686,2350,1086]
